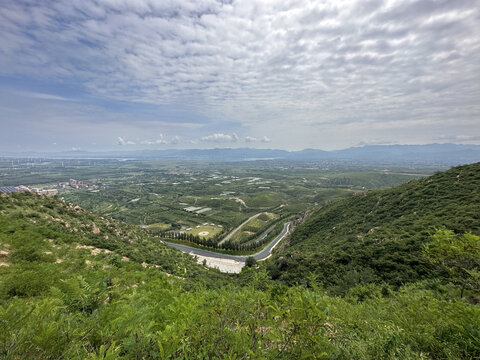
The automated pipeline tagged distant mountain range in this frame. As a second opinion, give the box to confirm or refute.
[2,143,480,165]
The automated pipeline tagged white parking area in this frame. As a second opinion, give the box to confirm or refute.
[192,253,244,273]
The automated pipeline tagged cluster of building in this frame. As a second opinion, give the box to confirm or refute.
[0,178,96,196]
[0,185,57,196]
[31,188,58,196]
[58,179,93,190]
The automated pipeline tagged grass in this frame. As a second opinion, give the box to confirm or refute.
[147,222,171,231]
[229,212,280,243]
[187,224,224,238]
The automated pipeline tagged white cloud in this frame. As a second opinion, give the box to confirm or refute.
[117,136,136,145]
[140,134,167,145]
[434,134,480,144]
[15,91,73,102]
[0,0,479,150]
[261,136,271,143]
[170,136,180,145]
[245,136,257,143]
[201,133,239,143]
[138,134,183,145]
[151,121,204,129]
[140,139,166,145]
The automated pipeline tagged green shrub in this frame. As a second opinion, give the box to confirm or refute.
[245,256,257,267]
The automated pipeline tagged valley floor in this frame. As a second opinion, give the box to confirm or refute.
[166,222,291,272]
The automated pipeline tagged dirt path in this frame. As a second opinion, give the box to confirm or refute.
[217,212,263,246]
[232,197,247,207]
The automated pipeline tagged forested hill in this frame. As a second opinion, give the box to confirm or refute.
[0,192,217,281]
[1,176,479,358]
[268,162,480,291]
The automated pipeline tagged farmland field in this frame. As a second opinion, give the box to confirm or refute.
[0,158,436,251]
[227,212,280,244]
[188,224,224,238]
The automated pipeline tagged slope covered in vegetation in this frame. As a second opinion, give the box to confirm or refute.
[1,185,479,359]
[267,163,480,292]
[0,192,219,281]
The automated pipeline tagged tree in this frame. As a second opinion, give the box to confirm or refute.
[424,229,480,298]
[245,256,257,267]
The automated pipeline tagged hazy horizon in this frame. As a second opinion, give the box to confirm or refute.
[0,142,478,154]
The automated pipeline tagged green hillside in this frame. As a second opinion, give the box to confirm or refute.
[0,192,218,282]
[267,163,480,292]
[1,185,479,358]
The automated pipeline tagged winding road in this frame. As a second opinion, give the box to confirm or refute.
[166,221,291,263]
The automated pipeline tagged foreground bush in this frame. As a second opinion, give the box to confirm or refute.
[1,274,479,359]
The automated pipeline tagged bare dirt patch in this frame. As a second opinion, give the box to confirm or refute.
[75,243,111,255]
[91,248,102,255]
[92,224,100,234]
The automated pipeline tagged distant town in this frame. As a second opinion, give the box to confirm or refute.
[0,178,96,196]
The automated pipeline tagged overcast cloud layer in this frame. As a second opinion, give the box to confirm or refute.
[0,0,479,151]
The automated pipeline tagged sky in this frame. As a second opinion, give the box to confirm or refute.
[0,0,479,152]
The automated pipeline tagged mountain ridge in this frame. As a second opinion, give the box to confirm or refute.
[2,143,480,165]
[267,162,480,292]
